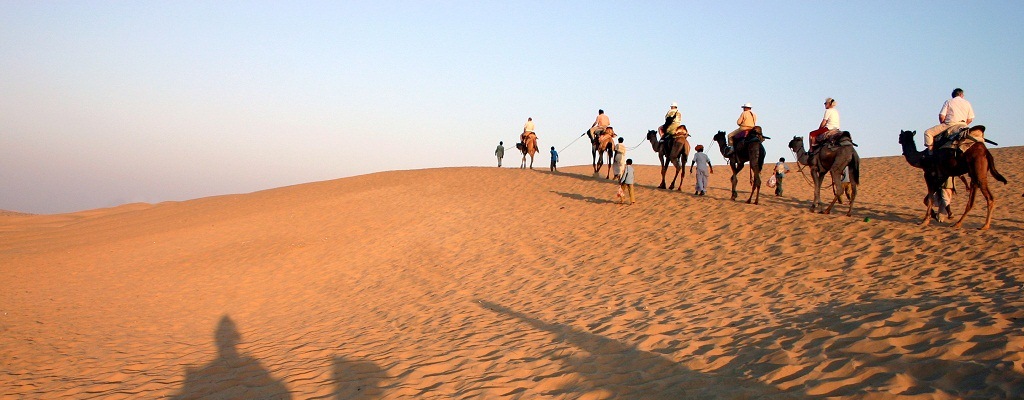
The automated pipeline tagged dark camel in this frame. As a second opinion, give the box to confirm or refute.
[587,127,617,179]
[899,128,1007,230]
[646,127,690,190]
[787,133,860,216]
[517,132,538,169]
[712,127,767,204]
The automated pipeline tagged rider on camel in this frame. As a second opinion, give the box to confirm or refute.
[725,102,757,156]
[808,97,841,153]
[659,102,687,151]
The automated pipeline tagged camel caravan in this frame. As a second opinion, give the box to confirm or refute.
[511,90,1009,230]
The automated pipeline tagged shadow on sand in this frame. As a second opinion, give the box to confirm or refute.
[173,315,386,399]
[477,300,795,398]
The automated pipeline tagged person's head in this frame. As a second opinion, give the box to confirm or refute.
[626,159,633,165]
[952,88,964,98]
[618,137,624,143]
[779,157,785,162]
[742,102,752,110]
[824,97,836,108]
[499,141,503,145]
[671,102,678,109]
[695,144,704,152]
[528,117,532,121]
[550,146,555,150]
[598,109,604,115]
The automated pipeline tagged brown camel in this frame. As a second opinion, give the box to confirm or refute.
[517,132,538,169]
[587,127,617,179]
[787,133,860,216]
[646,127,690,190]
[712,127,767,204]
[899,128,1007,230]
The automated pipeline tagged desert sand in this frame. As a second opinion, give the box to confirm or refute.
[2,146,1023,399]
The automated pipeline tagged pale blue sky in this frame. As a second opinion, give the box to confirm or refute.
[2,1,1022,213]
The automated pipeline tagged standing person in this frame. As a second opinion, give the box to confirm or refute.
[930,177,955,222]
[495,141,505,167]
[613,137,627,179]
[924,88,975,154]
[809,97,840,148]
[549,146,559,172]
[774,157,790,196]
[689,145,713,196]
[726,102,757,156]
[619,159,636,205]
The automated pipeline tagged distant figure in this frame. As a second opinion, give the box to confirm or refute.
[523,117,535,135]
[590,109,611,138]
[929,177,954,222]
[660,102,681,140]
[613,137,627,179]
[924,88,974,154]
[619,159,636,205]
[774,157,790,196]
[495,141,505,167]
[689,144,713,196]
[809,97,840,148]
[726,102,757,156]
[549,146,559,172]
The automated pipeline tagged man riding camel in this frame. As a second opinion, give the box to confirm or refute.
[924,88,974,155]
[589,108,615,149]
[809,97,840,149]
[725,102,757,156]
[521,117,537,145]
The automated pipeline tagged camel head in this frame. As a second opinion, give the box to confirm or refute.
[788,136,805,152]
[898,130,917,145]
[712,130,727,143]
[646,130,658,141]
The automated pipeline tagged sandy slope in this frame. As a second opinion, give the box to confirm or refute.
[2,146,1023,399]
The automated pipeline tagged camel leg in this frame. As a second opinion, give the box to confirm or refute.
[953,183,978,229]
[846,183,857,217]
[921,192,935,226]
[746,172,760,204]
[823,171,841,214]
[730,170,739,201]
[659,159,668,189]
[810,172,823,213]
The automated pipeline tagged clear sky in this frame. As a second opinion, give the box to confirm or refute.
[2,1,1022,214]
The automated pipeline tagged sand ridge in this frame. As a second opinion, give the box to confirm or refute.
[2,147,1023,398]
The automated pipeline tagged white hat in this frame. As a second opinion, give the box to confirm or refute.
[742,102,752,108]
[671,102,678,107]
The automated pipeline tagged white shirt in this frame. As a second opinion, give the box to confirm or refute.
[524,120,535,133]
[940,96,975,124]
[775,162,790,174]
[822,108,840,130]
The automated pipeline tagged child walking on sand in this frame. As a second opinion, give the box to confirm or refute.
[550,146,559,171]
[618,159,635,205]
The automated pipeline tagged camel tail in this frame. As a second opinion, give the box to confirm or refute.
[986,149,1007,184]
[850,152,861,185]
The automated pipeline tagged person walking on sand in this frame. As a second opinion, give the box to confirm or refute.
[613,137,627,179]
[726,102,757,156]
[924,88,974,155]
[928,177,955,222]
[774,157,790,196]
[549,146,559,172]
[618,159,636,205]
[689,145,713,196]
[495,141,505,167]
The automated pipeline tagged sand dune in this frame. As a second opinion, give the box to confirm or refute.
[2,146,1023,399]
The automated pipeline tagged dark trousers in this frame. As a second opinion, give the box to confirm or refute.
[775,173,784,196]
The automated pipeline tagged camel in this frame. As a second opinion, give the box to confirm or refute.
[587,127,617,179]
[787,133,860,216]
[712,127,767,204]
[646,127,690,190]
[516,132,538,169]
[899,128,1007,230]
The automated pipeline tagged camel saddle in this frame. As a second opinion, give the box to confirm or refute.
[936,127,984,153]
[814,131,857,152]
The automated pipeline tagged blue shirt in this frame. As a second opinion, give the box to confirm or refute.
[550,150,558,162]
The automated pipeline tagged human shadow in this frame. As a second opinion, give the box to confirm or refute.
[173,315,292,399]
[552,191,617,204]
[477,300,796,398]
[332,355,387,399]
